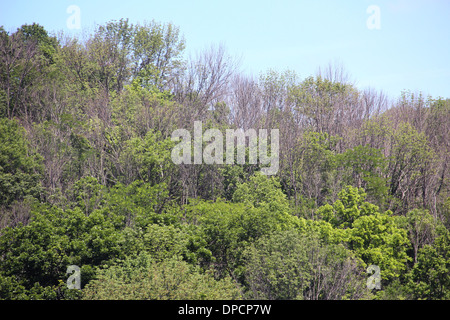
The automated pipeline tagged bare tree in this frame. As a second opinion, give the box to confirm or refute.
[316,60,353,86]
[228,74,262,130]
[174,44,240,125]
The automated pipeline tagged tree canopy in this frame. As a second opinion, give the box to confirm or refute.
[0,21,449,300]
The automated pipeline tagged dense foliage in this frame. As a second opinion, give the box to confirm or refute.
[0,20,449,300]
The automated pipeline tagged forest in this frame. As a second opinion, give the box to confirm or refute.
[0,19,449,300]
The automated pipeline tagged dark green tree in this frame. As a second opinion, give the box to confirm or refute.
[407,227,450,299]
[243,230,370,300]
[0,118,43,206]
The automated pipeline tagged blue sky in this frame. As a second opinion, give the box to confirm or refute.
[1,0,450,100]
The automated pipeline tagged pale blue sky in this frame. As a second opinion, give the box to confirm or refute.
[1,0,449,100]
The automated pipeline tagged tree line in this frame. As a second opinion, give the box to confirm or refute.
[0,19,449,300]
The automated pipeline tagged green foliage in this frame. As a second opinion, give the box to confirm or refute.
[243,230,369,300]
[185,179,300,278]
[348,210,410,280]
[218,164,245,201]
[406,228,450,299]
[232,172,290,213]
[0,204,123,298]
[289,75,358,133]
[120,130,175,185]
[132,20,185,90]
[101,180,173,228]
[318,186,411,280]
[67,176,106,215]
[286,131,341,208]
[0,88,6,118]
[0,118,43,206]
[19,23,58,64]
[318,185,368,228]
[337,146,389,205]
[0,23,58,119]
[389,122,437,212]
[120,223,188,262]
[0,19,449,301]
[82,254,241,300]
[401,209,441,263]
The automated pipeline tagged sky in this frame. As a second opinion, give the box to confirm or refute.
[1,0,450,100]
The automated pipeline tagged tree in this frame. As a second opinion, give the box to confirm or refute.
[94,18,134,93]
[82,254,241,300]
[425,98,449,220]
[318,186,411,280]
[287,131,340,210]
[185,192,299,279]
[66,176,106,215]
[119,130,175,186]
[0,17,449,301]
[132,20,185,92]
[175,45,238,124]
[229,74,263,131]
[289,75,360,136]
[387,122,437,213]
[243,230,370,300]
[402,209,441,264]
[101,180,172,229]
[407,228,450,299]
[0,204,123,298]
[232,172,290,213]
[27,114,91,200]
[0,118,43,206]
[337,145,389,207]
[0,24,57,121]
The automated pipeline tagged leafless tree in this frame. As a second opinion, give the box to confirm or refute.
[174,44,240,125]
[228,74,262,130]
